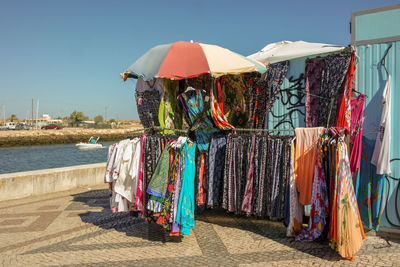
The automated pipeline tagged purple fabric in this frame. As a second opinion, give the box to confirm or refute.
[241,135,256,213]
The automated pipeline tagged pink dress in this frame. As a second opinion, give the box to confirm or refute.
[349,94,366,175]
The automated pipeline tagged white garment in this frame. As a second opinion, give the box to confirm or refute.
[135,78,164,95]
[104,143,117,183]
[112,139,130,180]
[287,140,303,237]
[371,75,391,174]
[128,139,142,192]
[114,138,141,203]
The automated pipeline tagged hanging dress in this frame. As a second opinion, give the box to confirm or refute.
[336,51,355,129]
[159,79,179,134]
[211,78,234,130]
[287,139,304,236]
[262,61,289,129]
[178,88,220,152]
[371,75,392,174]
[356,136,385,231]
[207,134,227,207]
[176,141,197,235]
[331,141,365,259]
[135,78,163,128]
[135,134,146,214]
[296,138,329,241]
[146,143,172,212]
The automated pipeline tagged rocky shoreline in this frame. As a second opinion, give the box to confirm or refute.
[0,128,144,147]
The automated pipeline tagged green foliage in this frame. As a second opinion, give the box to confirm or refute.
[9,114,18,122]
[94,115,104,124]
[69,111,88,125]
[109,118,116,123]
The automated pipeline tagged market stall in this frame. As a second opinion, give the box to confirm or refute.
[104,40,385,259]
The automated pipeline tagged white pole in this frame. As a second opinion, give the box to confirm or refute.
[1,104,4,124]
[36,99,39,129]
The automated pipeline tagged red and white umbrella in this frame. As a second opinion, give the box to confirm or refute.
[122,41,266,81]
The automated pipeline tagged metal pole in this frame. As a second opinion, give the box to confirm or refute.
[232,127,295,132]
[105,106,107,121]
[32,98,34,127]
[36,99,39,129]
[1,104,4,124]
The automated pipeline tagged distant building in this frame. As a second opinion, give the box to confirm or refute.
[36,114,63,127]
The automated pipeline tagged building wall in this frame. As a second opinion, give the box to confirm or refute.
[354,8,400,44]
[267,57,306,130]
[354,41,400,228]
[267,4,400,229]
[352,5,400,229]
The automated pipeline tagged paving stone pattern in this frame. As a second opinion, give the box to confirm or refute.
[0,185,399,266]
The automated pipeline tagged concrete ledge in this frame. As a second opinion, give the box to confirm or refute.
[0,163,106,201]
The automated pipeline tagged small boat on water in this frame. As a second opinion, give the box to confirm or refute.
[76,136,103,149]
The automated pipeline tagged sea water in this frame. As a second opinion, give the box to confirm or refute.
[0,142,116,174]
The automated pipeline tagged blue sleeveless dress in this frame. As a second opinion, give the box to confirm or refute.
[176,141,196,235]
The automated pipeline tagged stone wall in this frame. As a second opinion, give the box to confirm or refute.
[0,128,143,147]
[0,163,106,201]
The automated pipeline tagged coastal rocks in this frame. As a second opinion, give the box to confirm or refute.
[0,128,143,147]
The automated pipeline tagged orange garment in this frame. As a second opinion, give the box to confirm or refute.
[294,127,324,205]
[332,142,365,259]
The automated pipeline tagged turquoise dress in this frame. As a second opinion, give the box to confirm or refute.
[179,89,219,152]
[176,141,196,235]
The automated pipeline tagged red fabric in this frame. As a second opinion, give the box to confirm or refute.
[336,51,356,128]
[210,78,234,130]
[216,77,224,111]
[197,153,207,205]
[157,41,210,80]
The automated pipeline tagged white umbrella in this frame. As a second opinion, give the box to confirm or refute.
[248,40,346,65]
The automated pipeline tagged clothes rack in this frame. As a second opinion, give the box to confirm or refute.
[231,127,295,133]
[285,88,331,101]
[150,126,189,134]
[126,127,189,134]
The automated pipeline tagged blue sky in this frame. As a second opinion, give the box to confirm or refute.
[1,0,399,120]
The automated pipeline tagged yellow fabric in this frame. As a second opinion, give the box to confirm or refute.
[199,43,257,77]
[158,79,178,135]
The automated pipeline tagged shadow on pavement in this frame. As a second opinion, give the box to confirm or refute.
[196,208,344,261]
[71,189,398,261]
[70,189,177,243]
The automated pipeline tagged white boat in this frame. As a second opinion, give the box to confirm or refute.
[76,136,103,149]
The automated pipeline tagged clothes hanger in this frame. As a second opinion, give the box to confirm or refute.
[184,86,196,93]
[380,43,392,77]
[351,89,367,98]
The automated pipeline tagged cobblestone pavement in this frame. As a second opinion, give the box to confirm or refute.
[1,185,399,266]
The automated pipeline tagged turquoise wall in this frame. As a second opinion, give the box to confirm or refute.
[355,9,400,42]
[267,57,306,130]
[355,41,400,228]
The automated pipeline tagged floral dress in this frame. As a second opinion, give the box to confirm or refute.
[178,88,219,152]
